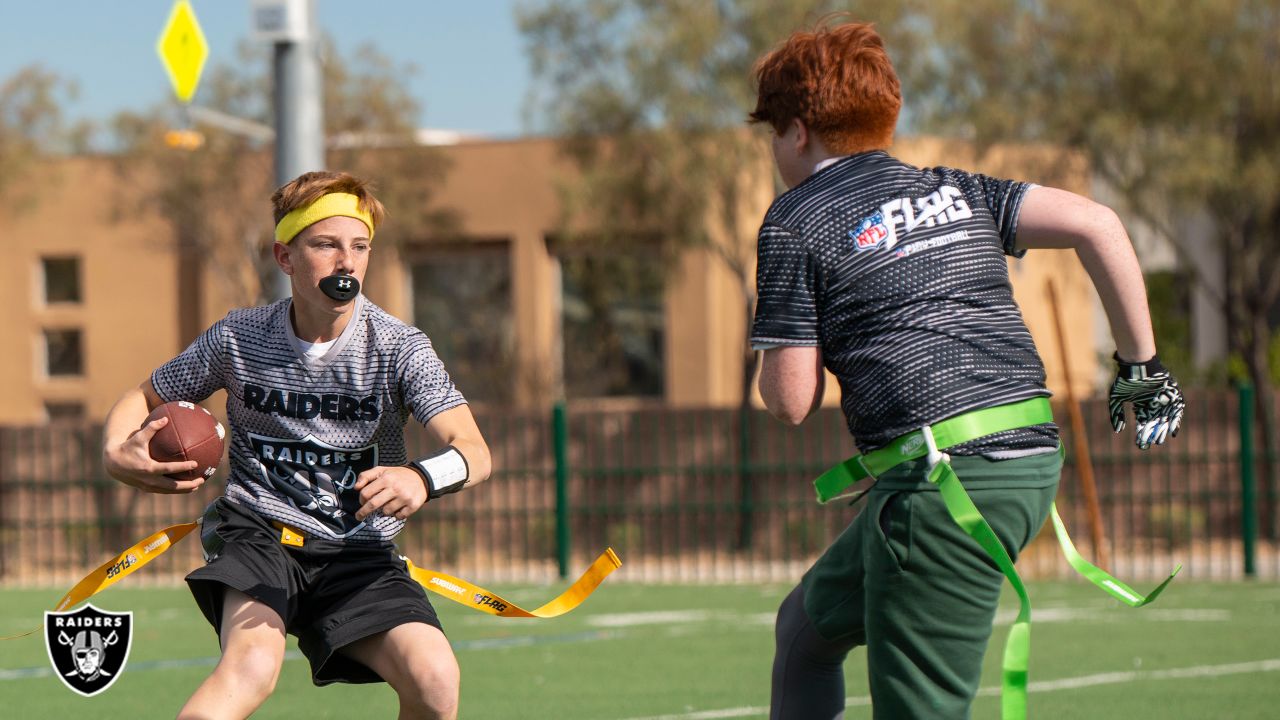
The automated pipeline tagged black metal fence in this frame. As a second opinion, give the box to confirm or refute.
[0,388,1275,588]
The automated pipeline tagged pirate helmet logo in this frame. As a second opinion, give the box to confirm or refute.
[44,604,133,696]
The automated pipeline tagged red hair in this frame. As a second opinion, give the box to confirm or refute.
[749,19,901,154]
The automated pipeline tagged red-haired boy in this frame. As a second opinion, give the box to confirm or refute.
[749,20,1184,719]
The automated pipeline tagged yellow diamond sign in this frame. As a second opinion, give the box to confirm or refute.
[156,0,209,104]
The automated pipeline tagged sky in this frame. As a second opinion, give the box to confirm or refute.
[0,0,534,140]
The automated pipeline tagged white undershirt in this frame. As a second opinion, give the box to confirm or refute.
[296,337,337,362]
[814,156,849,173]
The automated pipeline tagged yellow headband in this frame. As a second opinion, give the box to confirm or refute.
[274,192,375,244]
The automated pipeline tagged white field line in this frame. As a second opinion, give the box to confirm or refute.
[620,658,1280,720]
[993,606,1231,624]
[587,610,714,627]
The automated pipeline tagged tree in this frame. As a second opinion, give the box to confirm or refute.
[109,40,454,316]
[100,40,456,545]
[520,2,836,401]
[323,44,458,247]
[0,65,90,202]
[521,0,862,547]
[524,0,1280,535]
[0,66,112,545]
[878,0,1280,531]
[110,46,274,337]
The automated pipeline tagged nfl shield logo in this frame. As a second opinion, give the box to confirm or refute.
[44,604,133,697]
[849,211,890,251]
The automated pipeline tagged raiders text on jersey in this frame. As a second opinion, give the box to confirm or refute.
[243,382,379,421]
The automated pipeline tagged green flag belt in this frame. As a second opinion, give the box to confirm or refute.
[814,397,1180,720]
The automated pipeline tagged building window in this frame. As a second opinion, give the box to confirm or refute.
[560,253,665,399]
[42,257,81,304]
[409,242,514,403]
[44,329,84,377]
[45,402,85,423]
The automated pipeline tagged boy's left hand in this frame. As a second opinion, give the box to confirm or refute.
[353,466,429,521]
[1107,354,1185,450]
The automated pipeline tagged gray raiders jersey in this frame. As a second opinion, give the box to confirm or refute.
[152,294,466,544]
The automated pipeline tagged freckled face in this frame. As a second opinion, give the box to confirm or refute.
[277,215,371,312]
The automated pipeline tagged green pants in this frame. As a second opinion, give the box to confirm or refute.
[799,451,1061,719]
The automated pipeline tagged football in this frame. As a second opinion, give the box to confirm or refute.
[145,401,226,481]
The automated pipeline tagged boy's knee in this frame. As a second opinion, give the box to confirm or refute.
[397,654,460,719]
[775,585,808,645]
[219,642,283,699]
[775,586,859,666]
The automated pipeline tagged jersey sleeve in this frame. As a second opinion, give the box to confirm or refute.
[960,171,1035,258]
[150,318,228,403]
[750,223,821,348]
[396,330,468,426]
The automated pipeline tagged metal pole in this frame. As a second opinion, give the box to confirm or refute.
[553,402,570,579]
[1239,383,1257,577]
[735,402,754,551]
[268,0,324,301]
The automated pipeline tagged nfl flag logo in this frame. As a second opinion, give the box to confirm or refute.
[44,604,133,697]
[849,211,889,251]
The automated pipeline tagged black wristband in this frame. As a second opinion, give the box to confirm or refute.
[1113,352,1166,380]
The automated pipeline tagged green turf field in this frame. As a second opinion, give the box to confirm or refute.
[2,580,1278,718]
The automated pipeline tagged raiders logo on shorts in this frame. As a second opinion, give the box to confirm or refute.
[44,604,133,697]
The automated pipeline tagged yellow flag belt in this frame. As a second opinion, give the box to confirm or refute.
[1,521,621,640]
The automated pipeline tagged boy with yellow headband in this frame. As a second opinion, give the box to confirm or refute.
[102,171,490,719]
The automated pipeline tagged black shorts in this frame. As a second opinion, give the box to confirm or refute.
[186,497,442,686]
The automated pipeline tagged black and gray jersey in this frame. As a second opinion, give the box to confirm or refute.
[751,150,1057,455]
[152,294,466,544]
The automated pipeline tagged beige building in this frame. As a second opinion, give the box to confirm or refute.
[1,136,1099,425]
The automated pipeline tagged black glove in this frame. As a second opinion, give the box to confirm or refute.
[1107,353,1185,449]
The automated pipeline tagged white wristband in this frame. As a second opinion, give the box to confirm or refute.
[407,446,469,499]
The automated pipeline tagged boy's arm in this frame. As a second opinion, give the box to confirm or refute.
[1014,185,1184,449]
[102,378,203,493]
[417,404,493,490]
[353,404,492,522]
[1014,186,1156,363]
[758,346,825,426]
